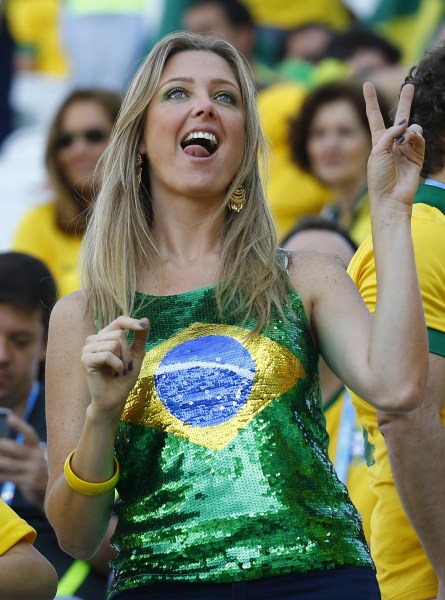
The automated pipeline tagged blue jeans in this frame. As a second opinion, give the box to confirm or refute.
[112,567,381,599]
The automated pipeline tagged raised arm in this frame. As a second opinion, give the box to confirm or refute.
[291,83,428,412]
[44,292,149,558]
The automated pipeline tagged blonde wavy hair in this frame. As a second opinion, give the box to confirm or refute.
[81,31,289,331]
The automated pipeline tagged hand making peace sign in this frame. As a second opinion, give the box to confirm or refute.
[364,82,425,212]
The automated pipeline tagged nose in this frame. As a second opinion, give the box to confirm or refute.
[192,93,215,119]
[68,136,91,154]
[0,337,10,365]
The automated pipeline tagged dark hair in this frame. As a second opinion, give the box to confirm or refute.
[323,26,401,65]
[187,0,253,28]
[0,252,57,338]
[404,42,445,177]
[289,80,391,174]
[281,215,358,251]
[276,22,335,63]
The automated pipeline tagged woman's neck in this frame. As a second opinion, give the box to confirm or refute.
[150,194,224,263]
[55,187,92,234]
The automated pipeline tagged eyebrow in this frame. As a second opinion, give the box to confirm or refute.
[159,77,239,88]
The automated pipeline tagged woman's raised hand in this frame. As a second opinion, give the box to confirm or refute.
[364,82,425,213]
[81,316,150,419]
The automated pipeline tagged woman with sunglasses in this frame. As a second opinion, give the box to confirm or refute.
[44,33,427,599]
[13,88,121,298]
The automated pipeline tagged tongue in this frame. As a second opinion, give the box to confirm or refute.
[183,144,211,158]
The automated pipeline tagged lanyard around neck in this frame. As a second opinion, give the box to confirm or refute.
[334,388,356,485]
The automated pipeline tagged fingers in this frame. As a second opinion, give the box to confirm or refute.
[82,316,150,376]
[394,124,425,166]
[393,83,414,126]
[364,82,419,148]
[363,81,386,140]
[4,416,40,446]
[131,318,150,359]
[0,435,44,467]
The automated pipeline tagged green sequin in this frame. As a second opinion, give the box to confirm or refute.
[108,286,372,597]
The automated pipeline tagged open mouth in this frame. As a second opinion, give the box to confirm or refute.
[181,131,218,158]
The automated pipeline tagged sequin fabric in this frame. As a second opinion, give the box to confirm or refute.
[108,286,372,598]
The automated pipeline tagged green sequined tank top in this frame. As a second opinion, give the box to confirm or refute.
[108,285,372,597]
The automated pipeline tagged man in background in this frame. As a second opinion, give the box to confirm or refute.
[0,251,115,599]
[348,44,445,600]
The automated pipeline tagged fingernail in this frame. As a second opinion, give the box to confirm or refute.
[139,321,148,329]
[396,135,405,144]
[128,361,133,372]
[398,118,407,125]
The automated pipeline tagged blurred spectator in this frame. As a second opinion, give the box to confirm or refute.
[274,23,336,88]
[182,0,276,88]
[61,0,154,92]
[3,0,70,134]
[0,1,14,148]
[7,0,68,76]
[282,216,375,542]
[157,0,354,75]
[322,25,401,77]
[363,0,445,66]
[0,499,57,600]
[257,82,332,240]
[0,251,115,599]
[289,80,391,244]
[315,25,407,104]
[281,23,336,65]
[13,89,121,297]
[347,41,445,600]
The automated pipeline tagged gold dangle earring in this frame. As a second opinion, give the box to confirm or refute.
[136,153,143,188]
[228,185,246,212]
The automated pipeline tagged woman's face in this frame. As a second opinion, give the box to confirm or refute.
[140,50,245,206]
[56,99,113,193]
[307,99,371,189]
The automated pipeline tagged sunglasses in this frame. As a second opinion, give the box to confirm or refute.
[56,127,109,149]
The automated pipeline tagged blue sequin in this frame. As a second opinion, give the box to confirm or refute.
[155,335,255,427]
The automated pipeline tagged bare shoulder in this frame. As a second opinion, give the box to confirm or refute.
[286,249,350,300]
[49,289,94,336]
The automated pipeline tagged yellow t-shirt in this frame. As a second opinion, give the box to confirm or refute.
[0,500,36,555]
[257,82,332,240]
[347,185,445,600]
[7,0,68,75]
[243,0,352,30]
[13,202,82,298]
[324,388,376,543]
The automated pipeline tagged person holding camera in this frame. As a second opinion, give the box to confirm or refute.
[0,251,114,599]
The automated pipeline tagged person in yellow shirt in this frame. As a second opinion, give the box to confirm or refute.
[257,82,332,240]
[13,88,121,297]
[289,79,391,246]
[0,499,58,599]
[348,43,445,600]
[6,0,67,75]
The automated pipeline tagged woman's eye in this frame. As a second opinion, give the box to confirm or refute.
[214,91,236,105]
[164,87,187,100]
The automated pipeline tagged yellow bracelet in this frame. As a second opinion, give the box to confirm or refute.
[64,449,120,496]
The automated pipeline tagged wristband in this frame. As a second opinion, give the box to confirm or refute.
[64,449,120,496]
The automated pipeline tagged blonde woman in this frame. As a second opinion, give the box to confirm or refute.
[44,32,427,599]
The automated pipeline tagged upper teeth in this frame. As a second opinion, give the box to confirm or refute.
[183,131,217,146]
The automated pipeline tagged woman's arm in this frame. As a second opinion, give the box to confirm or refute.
[45,292,149,558]
[290,83,428,412]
